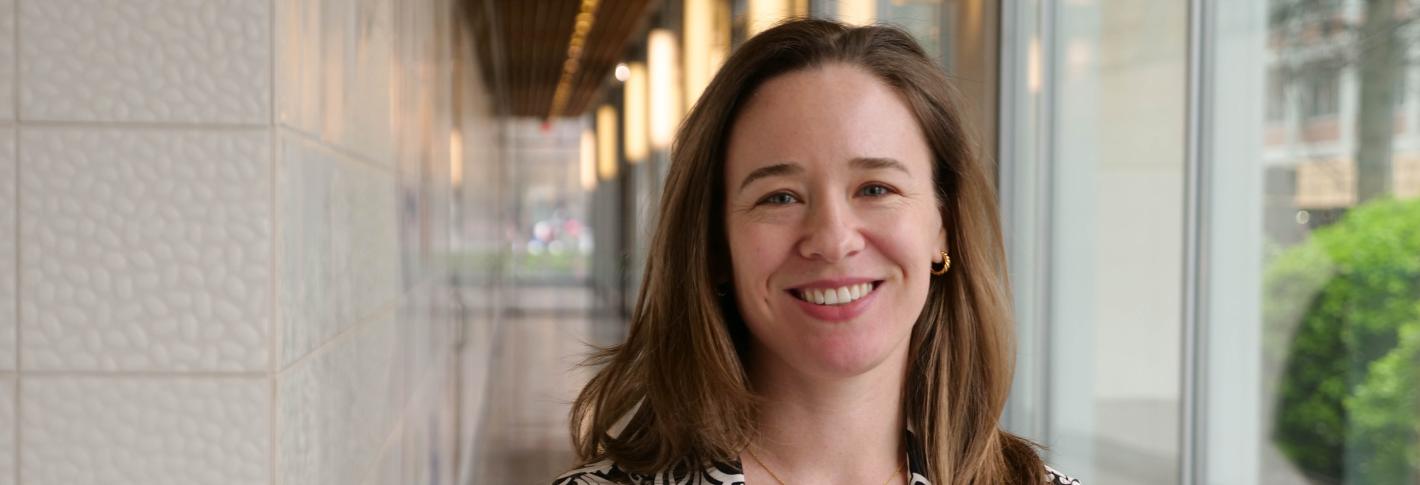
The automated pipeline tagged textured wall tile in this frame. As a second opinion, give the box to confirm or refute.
[364,434,402,485]
[0,377,13,485]
[276,0,320,135]
[455,311,497,485]
[19,128,271,371]
[397,291,430,407]
[399,368,456,485]
[335,0,395,165]
[400,399,430,485]
[278,132,397,367]
[276,0,395,165]
[279,312,400,485]
[340,154,399,323]
[19,0,270,123]
[21,377,268,485]
[0,129,13,370]
[277,133,336,367]
[0,0,15,120]
[393,286,456,485]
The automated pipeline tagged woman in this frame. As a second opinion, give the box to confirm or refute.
[555,18,1080,485]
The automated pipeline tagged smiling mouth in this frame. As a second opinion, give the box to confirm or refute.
[791,281,881,306]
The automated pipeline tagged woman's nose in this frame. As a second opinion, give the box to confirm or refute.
[797,198,864,263]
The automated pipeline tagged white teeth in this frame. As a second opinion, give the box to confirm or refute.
[797,282,876,306]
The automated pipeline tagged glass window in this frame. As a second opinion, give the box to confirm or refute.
[1205,1,1420,484]
[1301,63,1341,119]
[1267,68,1287,122]
[1006,2,1420,481]
[811,0,950,60]
[1001,1,1189,483]
[1396,68,1407,107]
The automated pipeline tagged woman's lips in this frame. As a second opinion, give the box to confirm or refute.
[792,281,878,305]
[785,279,883,322]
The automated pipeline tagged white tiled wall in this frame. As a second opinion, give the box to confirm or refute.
[276,133,398,369]
[0,0,15,121]
[18,0,270,123]
[275,0,397,166]
[19,128,272,372]
[4,0,496,483]
[278,312,399,485]
[0,377,13,485]
[1,129,14,371]
[20,377,269,485]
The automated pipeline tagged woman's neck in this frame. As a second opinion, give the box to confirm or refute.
[745,341,911,484]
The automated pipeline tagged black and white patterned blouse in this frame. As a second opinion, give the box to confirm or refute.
[553,431,1081,484]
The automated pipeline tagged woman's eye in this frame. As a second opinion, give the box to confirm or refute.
[760,192,799,205]
[860,184,892,197]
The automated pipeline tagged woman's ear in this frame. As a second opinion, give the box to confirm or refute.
[935,207,951,252]
[710,263,731,289]
[711,240,737,288]
[715,282,731,297]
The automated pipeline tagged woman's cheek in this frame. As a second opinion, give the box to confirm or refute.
[740,221,791,260]
[865,212,918,252]
[729,225,782,297]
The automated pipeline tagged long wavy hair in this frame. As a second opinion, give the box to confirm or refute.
[570,18,1043,484]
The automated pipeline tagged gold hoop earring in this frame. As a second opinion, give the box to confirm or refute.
[930,250,951,276]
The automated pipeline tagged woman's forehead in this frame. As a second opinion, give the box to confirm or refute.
[724,64,931,180]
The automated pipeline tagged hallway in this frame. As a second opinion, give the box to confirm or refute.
[2,0,1415,483]
[467,283,625,484]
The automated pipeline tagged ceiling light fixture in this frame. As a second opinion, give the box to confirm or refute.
[549,0,600,120]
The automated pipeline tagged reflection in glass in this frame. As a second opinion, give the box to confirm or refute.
[1251,0,1420,483]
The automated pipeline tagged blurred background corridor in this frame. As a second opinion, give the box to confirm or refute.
[0,0,1417,484]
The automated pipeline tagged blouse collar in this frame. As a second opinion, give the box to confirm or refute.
[717,429,931,485]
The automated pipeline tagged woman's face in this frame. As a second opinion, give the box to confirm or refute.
[724,63,945,379]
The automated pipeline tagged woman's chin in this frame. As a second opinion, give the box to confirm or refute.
[752,304,914,380]
[796,337,902,379]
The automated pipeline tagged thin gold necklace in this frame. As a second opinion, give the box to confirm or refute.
[744,446,906,485]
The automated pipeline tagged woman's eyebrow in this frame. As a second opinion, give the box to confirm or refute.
[736,158,909,194]
[737,162,803,193]
[850,157,911,174]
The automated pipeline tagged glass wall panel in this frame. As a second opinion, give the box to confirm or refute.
[1003,1,1189,483]
[810,1,999,150]
[1205,1,1420,483]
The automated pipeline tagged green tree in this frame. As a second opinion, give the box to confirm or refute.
[1268,197,1420,483]
[1346,319,1420,483]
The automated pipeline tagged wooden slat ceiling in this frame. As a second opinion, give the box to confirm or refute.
[467,0,658,119]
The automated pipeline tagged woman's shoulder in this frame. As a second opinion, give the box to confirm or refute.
[552,459,746,485]
[1044,464,1082,484]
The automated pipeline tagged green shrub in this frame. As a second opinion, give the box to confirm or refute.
[1346,319,1420,483]
[1267,197,1420,484]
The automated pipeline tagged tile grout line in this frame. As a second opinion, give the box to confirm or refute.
[280,124,397,176]
[277,298,402,377]
[361,409,407,485]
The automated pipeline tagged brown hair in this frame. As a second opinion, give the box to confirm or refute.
[570,18,1043,484]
